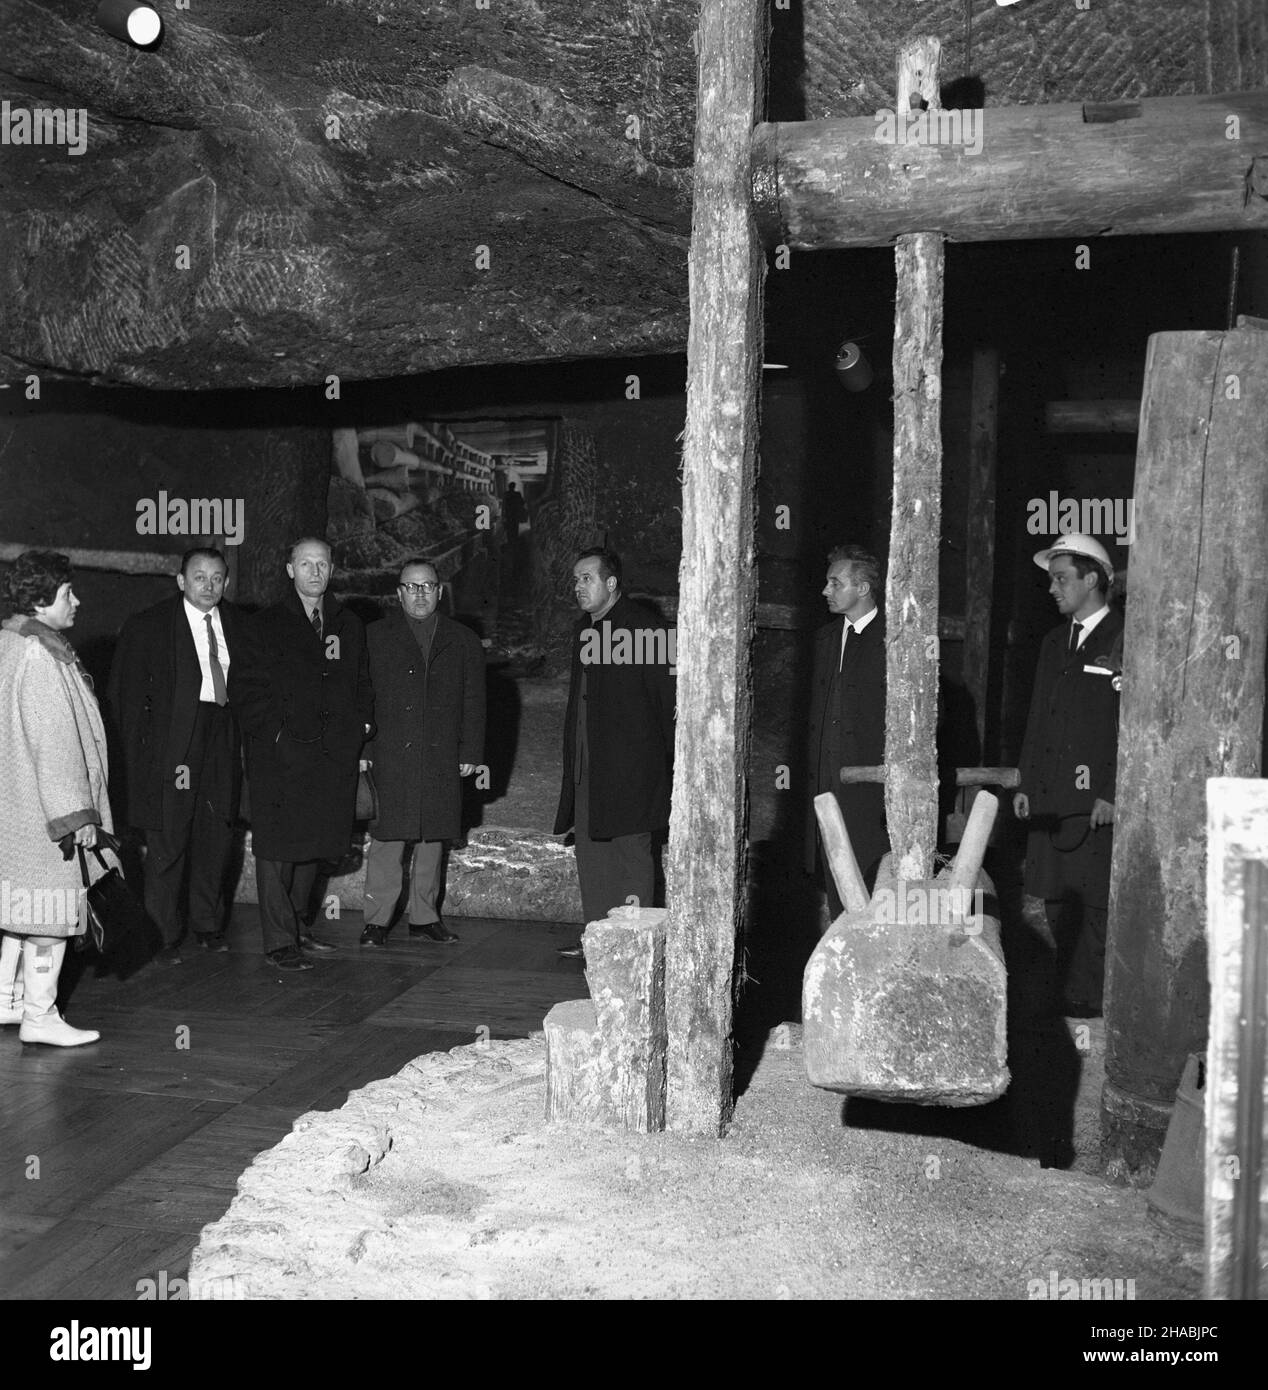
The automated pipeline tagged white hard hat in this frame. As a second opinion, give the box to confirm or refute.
[1033,532,1114,585]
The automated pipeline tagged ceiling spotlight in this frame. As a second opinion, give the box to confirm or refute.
[834,340,873,392]
[96,0,163,47]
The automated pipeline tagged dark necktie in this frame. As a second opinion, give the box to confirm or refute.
[204,614,227,706]
[311,606,323,641]
[1068,621,1082,656]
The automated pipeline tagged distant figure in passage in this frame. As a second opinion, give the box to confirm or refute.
[108,547,243,963]
[229,538,373,972]
[1014,534,1122,1018]
[0,550,108,1045]
[360,560,485,947]
[807,544,889,914]
[554,547,675,959]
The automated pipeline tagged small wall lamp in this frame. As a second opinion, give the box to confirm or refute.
[96,1,163,47]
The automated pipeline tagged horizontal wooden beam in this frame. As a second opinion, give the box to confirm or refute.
[0,542,180,576]
[752,92,1268,250]
[1045,399,1141,434]
[840,765,1019,788]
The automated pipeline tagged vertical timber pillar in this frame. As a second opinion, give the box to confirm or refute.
[885,37,944,881]
[665,0,767,1136]
[964,347,1000,759]
[1103,329,1268,1178]
[1205,779,1268,1300]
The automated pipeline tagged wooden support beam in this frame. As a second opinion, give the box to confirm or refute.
[751,93,1268,250]
[1103,330,1268,1180]
[841,765,1018,789]
[964,347,1000,758]
[884,38,943,884]
[0,542,180,576]
[1204,780,1268,1301]
[664,0,766,1137]
[1044,399,1141,434]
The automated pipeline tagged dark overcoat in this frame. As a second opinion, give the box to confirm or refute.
[553,595,675,841]
[806,612,890,881]
[228,590,374,861]
[1017,606,1123,907]
[107,594,243,831]
[365,611,486,842]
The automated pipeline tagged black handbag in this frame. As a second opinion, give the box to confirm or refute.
[76,832,147,955]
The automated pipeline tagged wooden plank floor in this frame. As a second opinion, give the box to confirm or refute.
[0,908,588,1300]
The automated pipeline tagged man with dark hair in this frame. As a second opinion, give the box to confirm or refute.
[807,544,889,914]
[554,546,675,958]
[229,537,374,971]
[108,547,243,961]
[359,559,485,946]
[1014,533,1123,1017]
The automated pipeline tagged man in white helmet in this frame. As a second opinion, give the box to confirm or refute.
[1013,534,1123,1018]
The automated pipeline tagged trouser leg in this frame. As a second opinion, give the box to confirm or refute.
[255,857,304,955]
[1064,903,1108,1010]
[363,838,406,927]
[144,799,197,948]
[573,766,654,921]
[406,841,444,925]
[184,706,237,938]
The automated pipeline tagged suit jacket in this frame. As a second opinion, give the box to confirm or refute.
[806,611,889,880]
[229,589,374,861]
[553,595,675,840]
[365,610,486,842]
[107,594,243,832]
[1017,605,1123,903]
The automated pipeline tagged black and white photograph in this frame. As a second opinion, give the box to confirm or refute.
[0,0,1264,1348]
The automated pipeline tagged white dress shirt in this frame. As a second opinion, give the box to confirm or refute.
[183,599,230,702]
[840,603,879,669]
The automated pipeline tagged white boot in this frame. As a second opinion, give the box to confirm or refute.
[18,937,99,1047]
[0,932,22,1025]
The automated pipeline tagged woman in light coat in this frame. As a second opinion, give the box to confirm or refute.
[0,550,111,1046]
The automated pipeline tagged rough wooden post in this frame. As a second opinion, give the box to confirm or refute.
[885,37,944,882]
[1205,779,1268,1300]
[664,0,767,1136]
[1103,329,1268,1178]
[964,347,999,757]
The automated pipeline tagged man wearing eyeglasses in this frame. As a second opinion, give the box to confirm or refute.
[1013,533,1123,1018]
[229,537,374,971]
[359,560,486,946]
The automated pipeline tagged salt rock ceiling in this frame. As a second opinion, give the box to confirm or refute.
[1,0,1262,389]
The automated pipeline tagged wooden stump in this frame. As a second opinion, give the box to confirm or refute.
[545,906,667,1133]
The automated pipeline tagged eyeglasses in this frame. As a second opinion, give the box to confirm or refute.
[399,582,439,595]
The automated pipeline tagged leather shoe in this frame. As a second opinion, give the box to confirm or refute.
[409,920,458,943]
[155,945,183,966]
[196,934,229,953]
[267,947,313,972]
[359,925,388,947]
[557,941,585,960]
[299,933,336,953]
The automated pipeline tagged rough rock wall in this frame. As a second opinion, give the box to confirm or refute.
[1,0,1262,389]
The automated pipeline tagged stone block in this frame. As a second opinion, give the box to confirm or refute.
[802,855,1009,1105]
[544,905,667,1131]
